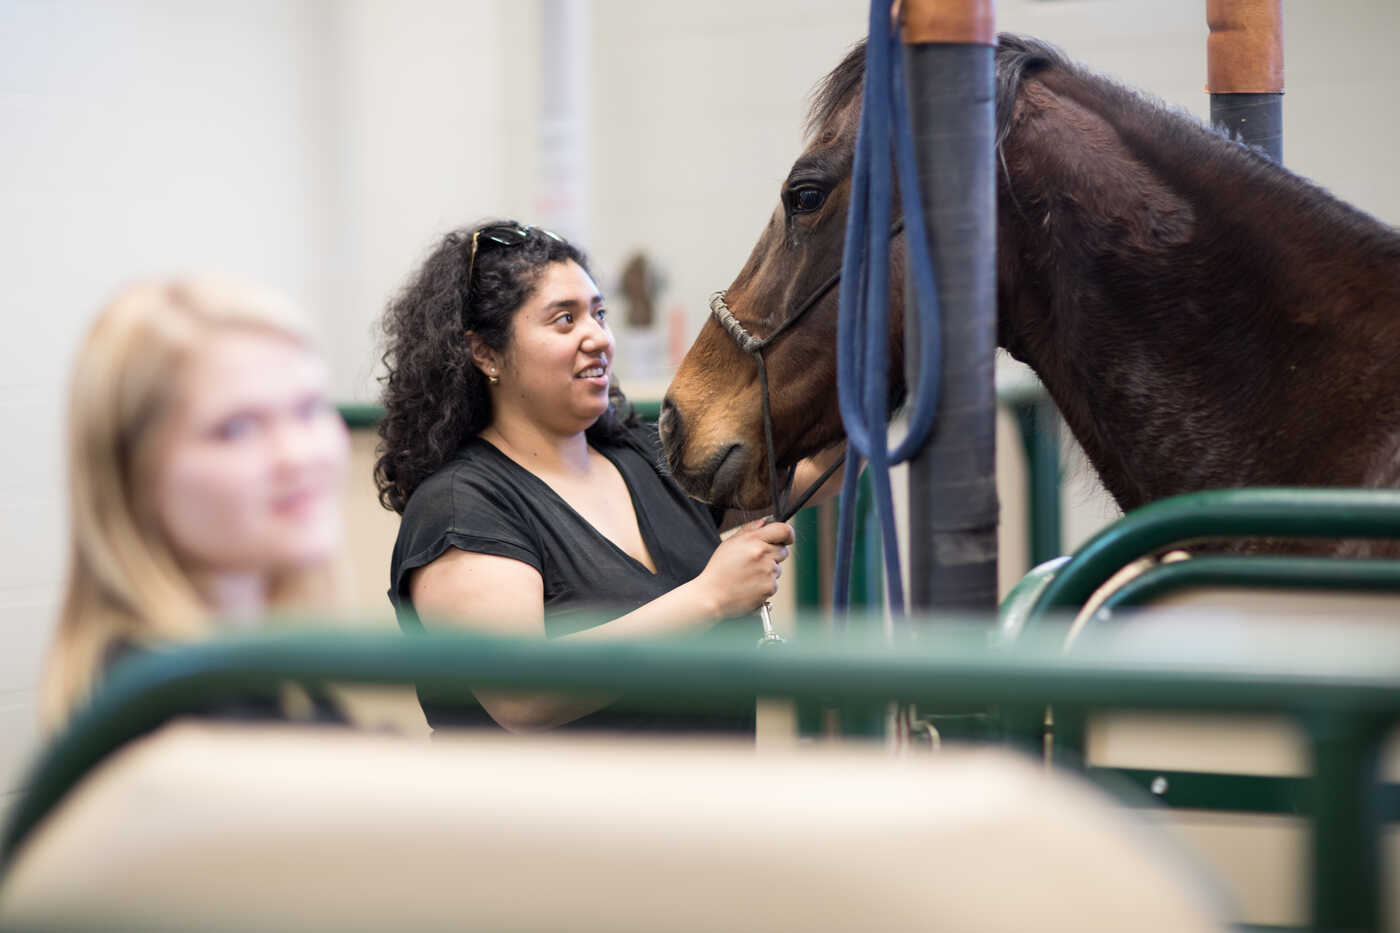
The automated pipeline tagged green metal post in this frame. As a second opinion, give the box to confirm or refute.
[841,473,885,737]
[794,507,822,612]
[793,506,824,738]
[848,471,882,614]
[1304,711,1387,932]
[1052,707,1088,770]
[1011,398,1063,567]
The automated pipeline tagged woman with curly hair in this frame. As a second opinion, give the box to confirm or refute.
[377,222,840,733]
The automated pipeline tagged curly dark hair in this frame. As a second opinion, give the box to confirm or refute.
[375,221,636,513]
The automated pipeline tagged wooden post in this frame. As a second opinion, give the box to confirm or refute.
[1206,0,1283,162]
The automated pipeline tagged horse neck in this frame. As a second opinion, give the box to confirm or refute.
[996,70,1400,511]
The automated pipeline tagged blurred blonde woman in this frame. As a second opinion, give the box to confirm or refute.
[40,280,350,732]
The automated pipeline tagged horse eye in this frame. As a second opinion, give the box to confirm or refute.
[789,186,827,215]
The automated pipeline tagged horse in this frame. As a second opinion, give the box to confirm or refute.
[659,35,1400,551]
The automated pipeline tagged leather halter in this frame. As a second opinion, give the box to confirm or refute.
[708,286,842,525]
[709,280,843,649]
[707,221,902,523]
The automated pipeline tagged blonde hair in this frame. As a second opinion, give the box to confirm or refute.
[41,280,329,732]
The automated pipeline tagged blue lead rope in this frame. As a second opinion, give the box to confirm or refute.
[833,3,947,618]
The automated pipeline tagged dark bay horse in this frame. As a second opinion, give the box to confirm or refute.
[661,35,1400,531]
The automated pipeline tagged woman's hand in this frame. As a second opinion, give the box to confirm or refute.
[694,518,795,617]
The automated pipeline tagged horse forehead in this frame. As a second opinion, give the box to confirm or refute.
[720,101,858,337]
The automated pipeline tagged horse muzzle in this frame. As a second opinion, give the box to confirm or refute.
[660,396,756,506]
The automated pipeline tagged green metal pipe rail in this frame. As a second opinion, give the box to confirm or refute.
[1096,555,1400,617]
[4,625,1399,930]
[312,421,1400,928]
[1004,486,1400,931]
[1023,487,1400,628]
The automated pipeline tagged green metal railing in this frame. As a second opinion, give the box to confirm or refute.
[999,486,1400,931]
[997,555,1069,640]
[326,404,1400,928]
[1097,555,1400,617]
[1021,487,1400,629]
[338,402,383,430]
[4,625,1399,930]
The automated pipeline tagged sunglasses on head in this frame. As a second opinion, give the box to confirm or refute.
[465,223,564,294]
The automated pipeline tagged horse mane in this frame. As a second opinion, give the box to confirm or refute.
[983,38,1400,511]
[805,41,866,139]
[807,32,1399,267]
[807,34,1285,171]
[804,34,1066,145]
[992,35,1065,146]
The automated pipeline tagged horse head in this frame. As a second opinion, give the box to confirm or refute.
[660,44,905,509]
[666,34,1400,516]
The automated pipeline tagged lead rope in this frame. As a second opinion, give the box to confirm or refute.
[834,1,952,751]
[756,349,787,646]
[833,1,946,620]
[710,7,948,739]
[710,290,846,646]
[708,5,940,631]
[753,318,836,648]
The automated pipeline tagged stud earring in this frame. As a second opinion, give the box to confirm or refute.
[487,371,499,385]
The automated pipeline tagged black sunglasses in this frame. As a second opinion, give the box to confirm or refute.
[465,223,564,295]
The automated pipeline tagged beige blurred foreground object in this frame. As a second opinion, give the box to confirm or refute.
[0,723,1227,932]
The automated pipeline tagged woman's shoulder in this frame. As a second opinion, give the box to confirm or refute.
[400,442,540,549]
[408,439,511,498]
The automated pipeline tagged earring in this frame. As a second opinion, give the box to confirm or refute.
[487,371,499,385]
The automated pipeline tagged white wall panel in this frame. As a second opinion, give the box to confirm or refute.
[0,0,344,799]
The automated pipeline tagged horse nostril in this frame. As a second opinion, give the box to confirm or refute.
[658,397,684,451]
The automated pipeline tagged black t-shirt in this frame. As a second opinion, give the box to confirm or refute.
[389,421,757,732]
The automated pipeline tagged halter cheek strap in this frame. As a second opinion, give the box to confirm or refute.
[709,286,843,650]
[708,290,842,524]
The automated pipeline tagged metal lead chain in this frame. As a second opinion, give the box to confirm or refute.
[757,602,785,647]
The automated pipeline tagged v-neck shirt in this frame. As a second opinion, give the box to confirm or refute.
[389,421,757,732]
